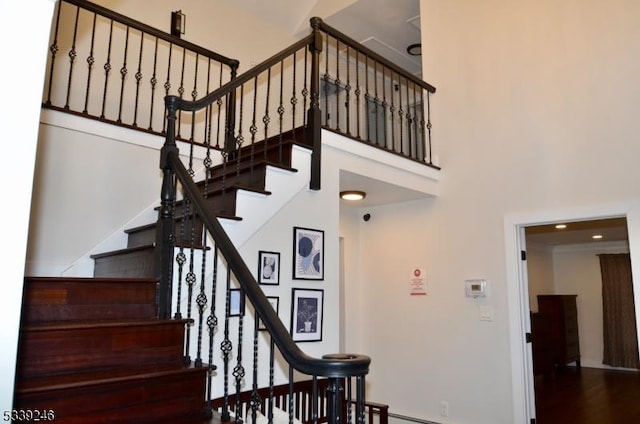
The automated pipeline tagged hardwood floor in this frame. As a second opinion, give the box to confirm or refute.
[535,366,640,424]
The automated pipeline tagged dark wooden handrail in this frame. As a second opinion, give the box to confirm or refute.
[63,0,238,68]
[162,144,370,378]
[166,34,315,113]
[315,18,436,94]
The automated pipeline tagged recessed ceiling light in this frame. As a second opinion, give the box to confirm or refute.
[592,234,603,240]
[555,224,567,229]
[406,43,421,56]
[340,190,366,201]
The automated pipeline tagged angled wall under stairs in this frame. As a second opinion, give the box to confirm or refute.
[89,137,311,279]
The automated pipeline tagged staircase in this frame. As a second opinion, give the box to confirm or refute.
[14,277,213,423]
[14,136,308,422]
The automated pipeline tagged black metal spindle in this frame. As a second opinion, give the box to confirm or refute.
[381,67,388,149]
[405,80,412,158]
[162,43,173,134]
[262,67,272,156]
[44,1,62,106]
[63,6,80,109]
[100,20,113,119]
[183,202,197,365]
[220,270,233,422]
[335,38,341,132]
[303,47,309,128]
[278,59,285,162]
[82,12,97,114]
[177,47,186,139]
[132,29,144,127]
[291,51,298,139]
[364,54,370,142]
[116,25,130,123]
[390,73,396,152]
[426,91,433,165]
[234,289,246,414]
[189,53,199,144]
[215,62,224,150]
[148,37,159,130]
[345,45,351,136]
[195,211,209,367]
[397,77,404,154]
[354,50,361,139]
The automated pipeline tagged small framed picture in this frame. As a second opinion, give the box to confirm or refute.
[293,227,324,280]
[258,251,280,285]
[291,288,324,342]
[258,296,280,331]
[229,289,245,317]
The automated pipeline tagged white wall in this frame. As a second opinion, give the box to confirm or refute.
[338,0,640,423]
[0,0,56,412]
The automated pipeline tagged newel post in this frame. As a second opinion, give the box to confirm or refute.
[307,17,323,190]
[155,96,179,319]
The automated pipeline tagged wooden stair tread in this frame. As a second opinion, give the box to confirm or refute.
[16,362,202,392]
[21,317,192,332]
[25,276,159,285]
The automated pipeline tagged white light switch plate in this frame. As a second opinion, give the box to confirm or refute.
[479,305,493,321]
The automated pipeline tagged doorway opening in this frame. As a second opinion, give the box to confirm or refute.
[504,210,640,423]
[525,217,639,422]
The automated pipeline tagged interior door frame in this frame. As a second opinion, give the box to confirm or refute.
[504,201,640,423]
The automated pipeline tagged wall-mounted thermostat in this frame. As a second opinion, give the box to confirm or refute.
[465,279,488,298]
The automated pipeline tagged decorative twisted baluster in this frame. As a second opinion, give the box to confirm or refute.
[82,12,97,114]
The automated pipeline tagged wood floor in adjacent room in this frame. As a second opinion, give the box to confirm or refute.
[535,367,640,424]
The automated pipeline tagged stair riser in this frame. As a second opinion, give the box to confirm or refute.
[17,322,186,380]
[15,368,208,423]
[199,165,268,193]
[23,280,157,323]
[93,247,155,278]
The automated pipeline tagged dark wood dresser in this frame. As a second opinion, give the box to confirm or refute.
[537,294,581,368]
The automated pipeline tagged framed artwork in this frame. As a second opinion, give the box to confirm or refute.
[229,289,245,317]
[258,296,280,331]
[290,288,324,342]
[258,251,280,285]
[293,227,324,280]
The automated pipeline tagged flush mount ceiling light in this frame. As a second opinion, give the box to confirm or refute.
[340,190,366,201]
[592,234,603,240]
[555,224,567,229]
[407,43,422,56]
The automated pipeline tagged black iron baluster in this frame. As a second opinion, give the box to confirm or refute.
[397,77,404,154]
[82,12,97,114]
[116,25,130,123]
[312,376,320,424]
[335,39,341,132]
[44,1,62,106]
[177,47,187,139]
[249,76,259,182]
[303,47,309,128]
[215,62,224,150]
[63,5,80,110]
[426,91,433,165]
[190,53,199,145]
[268,337,276,424]
[278,59,285,163]
[346,378,353,424]
[132,29,144,127]
[381,67,388,150]
[203,58,212,147]
[250,314,261,424]
[327,378,343,424]
[356,376,366,424]
[174,203,187,320]
[389,72,396,153]
[161,43,173,134]
[354,50,361,139]
[323,34,330,127]
[148,37,159,130]
[364,54,370,142]
[263,67,272,159]
[291,51,298,140]
[345,45,351,136]
[195,167,210,367]
[373,61,379,145]
[405,80,412,158]
[99,20,113,118]
[183,201,197,365]
[206,247,219,417]
[220,271,233,422]
[235,84,245,183]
